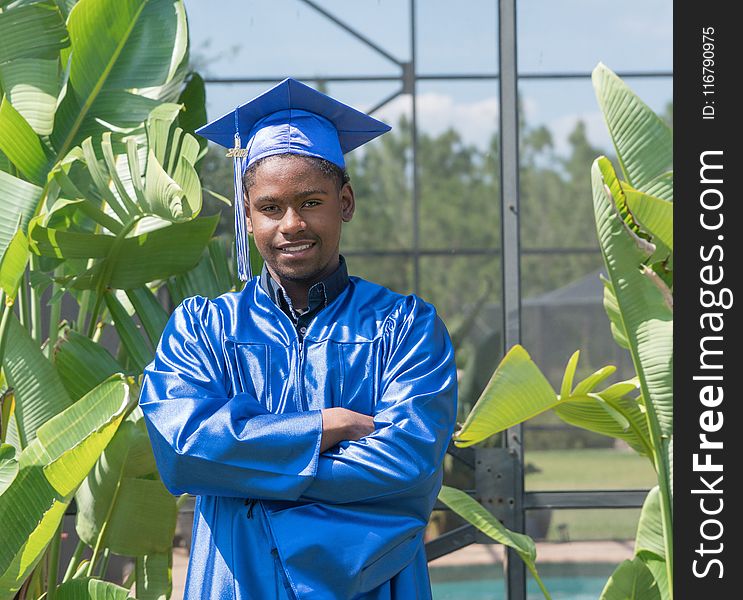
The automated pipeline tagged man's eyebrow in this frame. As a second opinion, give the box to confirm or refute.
[253,189,330,204]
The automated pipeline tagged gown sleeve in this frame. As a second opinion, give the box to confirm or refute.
[138,295,323,499]
[298,294,458,505]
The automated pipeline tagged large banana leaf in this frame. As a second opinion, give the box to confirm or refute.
[0,97,49,185]
[600,558,661,600]
[104,291,153,372]
[593,158,673,437]
[0,228,29,301]
[53,327,123,399]
[53,0,187,159]
[635,487,664,561]
[0,170,42,261]
[592,156,673,591]
[453,345,645,453]
[438,486,551,600]
[76,415,177,556]
[0,1,69,63]
[30,214,219,290]
[135,552,172,600]
[0,444,17,495]
[0,57,60,136]
[592,63,672,200]
[2,313,73,447]
[624,186,673,252]
[0,375,131,599]
[53,577,134,600]
[125,286,169,348]
[169,236,240,302]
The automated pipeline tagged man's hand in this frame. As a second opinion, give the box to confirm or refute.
[320,408,375,453]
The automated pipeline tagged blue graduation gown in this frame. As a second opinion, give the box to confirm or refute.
[139,276,458,599]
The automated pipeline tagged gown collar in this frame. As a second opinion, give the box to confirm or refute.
[258,255,349,323]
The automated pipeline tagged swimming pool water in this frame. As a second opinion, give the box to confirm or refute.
[432,576,608,599]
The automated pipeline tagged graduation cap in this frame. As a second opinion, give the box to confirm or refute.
[195,78,391,281]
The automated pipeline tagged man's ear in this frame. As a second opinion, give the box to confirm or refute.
[340,183,355,222]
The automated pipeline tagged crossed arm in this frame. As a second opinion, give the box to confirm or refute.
[139,294,457,504]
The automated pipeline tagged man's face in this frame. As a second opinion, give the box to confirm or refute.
[245,155,355,288]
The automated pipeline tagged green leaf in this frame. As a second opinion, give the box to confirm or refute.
[53,0,185,159]
[0,1,69,63]
[593,155,673,585]
[76,417,176,556]
[594,158,673,438]
[173,237,237,300]
[54,577,135,600]
[0,170,42,262]
[0,376,130,599]
[53,327,123,400]
[0,96,49,184]
[2,313,73,447]
[572,365,616,396]
[454,345,557,447]
[0,58,60,136]
[601,276,630,350]
[624,187,673,252]
[438,486,551,599]
[593,63,672,200]
[559,350,580,400]
[89,90,161,129]
[136,552,172,600]
[28,218,115,259]
[104,291,153,372]
[554,392,651,457]
[0,444,18,495]
[635,486,665,560]
[125,286,169,347]
[74,215,219,290]
[600,557,661,600]
[0,228,29,301]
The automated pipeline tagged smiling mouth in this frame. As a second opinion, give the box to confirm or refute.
[278,242,315,254]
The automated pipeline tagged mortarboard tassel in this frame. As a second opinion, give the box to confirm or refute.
[233,130,252,282]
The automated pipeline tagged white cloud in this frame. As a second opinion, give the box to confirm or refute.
[547,111,612,156]
[374,93,500,149]
[370,93,612,157]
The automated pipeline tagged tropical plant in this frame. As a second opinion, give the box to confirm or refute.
[437,62,673,600]
[0,0,226,598]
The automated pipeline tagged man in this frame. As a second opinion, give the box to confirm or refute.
[139,78,458,599]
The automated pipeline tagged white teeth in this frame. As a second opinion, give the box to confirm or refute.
[281,243,313,253]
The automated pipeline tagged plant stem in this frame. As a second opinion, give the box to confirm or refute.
[46,522,63,600]
[527,564,553,600]
[29,254,42,345]
[0,295,13,364]
[98,548,111,579]
[76,259,96,333]
[46,267,64,360]
[76,289,91,333]
[86,292,104,339]
[17,271,30,329]
[62,539,86,583]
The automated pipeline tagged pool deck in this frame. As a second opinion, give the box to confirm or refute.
[169,540,634,598]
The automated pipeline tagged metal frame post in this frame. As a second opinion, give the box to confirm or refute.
[497,0,526,598]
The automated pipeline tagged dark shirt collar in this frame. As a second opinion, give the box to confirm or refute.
[259,255,349,324]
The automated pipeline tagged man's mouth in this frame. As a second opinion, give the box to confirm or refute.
[278,242,316,254]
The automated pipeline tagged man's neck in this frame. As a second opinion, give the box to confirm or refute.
[267,257,340,310]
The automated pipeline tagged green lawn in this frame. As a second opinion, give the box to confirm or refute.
[524,449,657,542]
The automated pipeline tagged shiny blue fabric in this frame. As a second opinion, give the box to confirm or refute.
[139,276,458,599]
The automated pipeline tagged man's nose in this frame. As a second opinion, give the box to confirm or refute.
[279,207,306,234]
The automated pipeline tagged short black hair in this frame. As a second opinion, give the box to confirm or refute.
[243,153,350,195]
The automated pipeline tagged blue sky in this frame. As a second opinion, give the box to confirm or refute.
[184,0,672,156]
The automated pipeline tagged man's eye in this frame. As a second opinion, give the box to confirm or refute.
[303,200,321,207]
[261,206,278,213]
